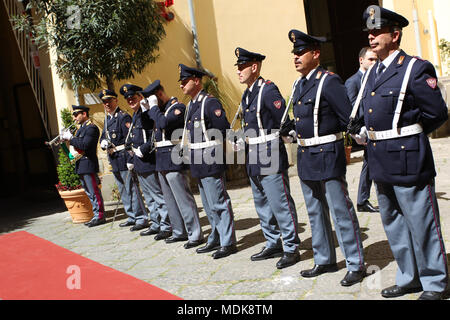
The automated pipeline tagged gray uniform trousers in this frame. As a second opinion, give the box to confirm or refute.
[375,180,448,292]
[79,173,105,220]
[198,173,236,247]
[249,171,300,253]
[357,150,373,205]
[137,172,171,233]
[113,170,148,225]
[158,171,203,241]
[300,176,365,271]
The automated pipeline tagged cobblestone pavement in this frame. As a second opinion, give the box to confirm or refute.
[1,137,450,300]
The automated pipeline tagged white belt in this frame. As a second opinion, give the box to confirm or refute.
[297,132,343,147]
[247,133,279,145]
[367,123,423,141]
[155,140,180,148]
[189,140,222,150]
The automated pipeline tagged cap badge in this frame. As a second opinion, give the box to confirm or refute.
[290,32,296,43]
[236,48,240,58]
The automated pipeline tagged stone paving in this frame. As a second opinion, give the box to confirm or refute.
[1,137,450,300]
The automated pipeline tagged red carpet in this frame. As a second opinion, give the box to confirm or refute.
[0,231,181,300]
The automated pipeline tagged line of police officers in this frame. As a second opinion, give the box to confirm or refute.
[60,6,448,299]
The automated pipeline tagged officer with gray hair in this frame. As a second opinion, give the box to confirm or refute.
[353,5,449,300]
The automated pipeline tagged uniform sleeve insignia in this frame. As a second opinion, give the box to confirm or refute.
[125,122,131,128]
[398,56,405,65]
[174,109,182,116]
[273,100,282,109]
[426,77,437,89]
[316,71,323,79]
[214,109,222,117]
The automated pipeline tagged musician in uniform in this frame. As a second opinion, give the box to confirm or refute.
[234,47,300,269]
[353,6,449,299]
[61,105,106,227]
[285,30,366,286]
[98,89,149,231]
[119,84,172,239]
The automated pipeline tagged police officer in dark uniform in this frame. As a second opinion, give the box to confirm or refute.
[119,84,172,239]
[354,6,449,299]
[178,64,237,259]
[139,80,204,248]
[234,47,300,269]
[286,30,366,286]
[98,89,149,231]
[345,47,379,213]
[61,105,106,227]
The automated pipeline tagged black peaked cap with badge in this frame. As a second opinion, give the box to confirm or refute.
[119,84,143,99]
[178,64,208,81]
[234,47,266,66]
[72,105,89,115]
[98,89,118,100]
[141,80,161,98]
[288,29,326,54]
[362,5,409,31]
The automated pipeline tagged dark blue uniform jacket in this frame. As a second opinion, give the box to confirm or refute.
[293,67,352,181]
[361,51,448,185]
[70,120,100,175]
[100,108,132,172]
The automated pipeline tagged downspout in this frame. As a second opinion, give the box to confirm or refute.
[428,9,441,76]
[412,1,423,58]
[187,0,215,78]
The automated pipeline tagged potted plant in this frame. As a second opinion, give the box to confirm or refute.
[343,131,353,164]
[55,108,94,223]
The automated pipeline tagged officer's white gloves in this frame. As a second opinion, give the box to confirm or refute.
[100,139,109,150]
[61,130,73,141]
[351,126,368,145]
[281,130,297,144]
[232,138,245,152]
[147,95,158,109]
[140,95,158,112]
[126,163,134,171]
[133,147,144,158]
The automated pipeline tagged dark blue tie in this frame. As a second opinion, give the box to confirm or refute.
[298,76,307,95]
[375,63,385,82]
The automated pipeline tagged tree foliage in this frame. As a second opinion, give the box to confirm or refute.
[55,107,81,191]
[13,0,166,91]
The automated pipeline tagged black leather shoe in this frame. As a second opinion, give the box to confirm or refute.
[183,239,205,249]
[357,200,379,212]
[140,228,159,236]
[276,251,301,269]
[130,223,149,232]
[250,247,284,261]
[340,270,366,286]
[212,245,238,259]
[381,285,423,298]
[300,263,339,278]
[418,291,443,300]
[196,242,221,254]
[165,236,188,244]
[154,231,172,241]
[119,221,135,227]
[87,218,107,228]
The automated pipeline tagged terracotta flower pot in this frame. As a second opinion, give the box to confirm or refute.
[58,188,94,223]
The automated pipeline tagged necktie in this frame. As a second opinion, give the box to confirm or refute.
[375,63,385,82]
[298,76,307,95]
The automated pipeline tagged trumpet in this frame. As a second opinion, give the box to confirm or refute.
[45,123,76,147]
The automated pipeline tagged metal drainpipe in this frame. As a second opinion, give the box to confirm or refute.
[187,0,215,78]
[412,1,423,58]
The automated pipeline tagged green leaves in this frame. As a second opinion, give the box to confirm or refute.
[13,0,166,91]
